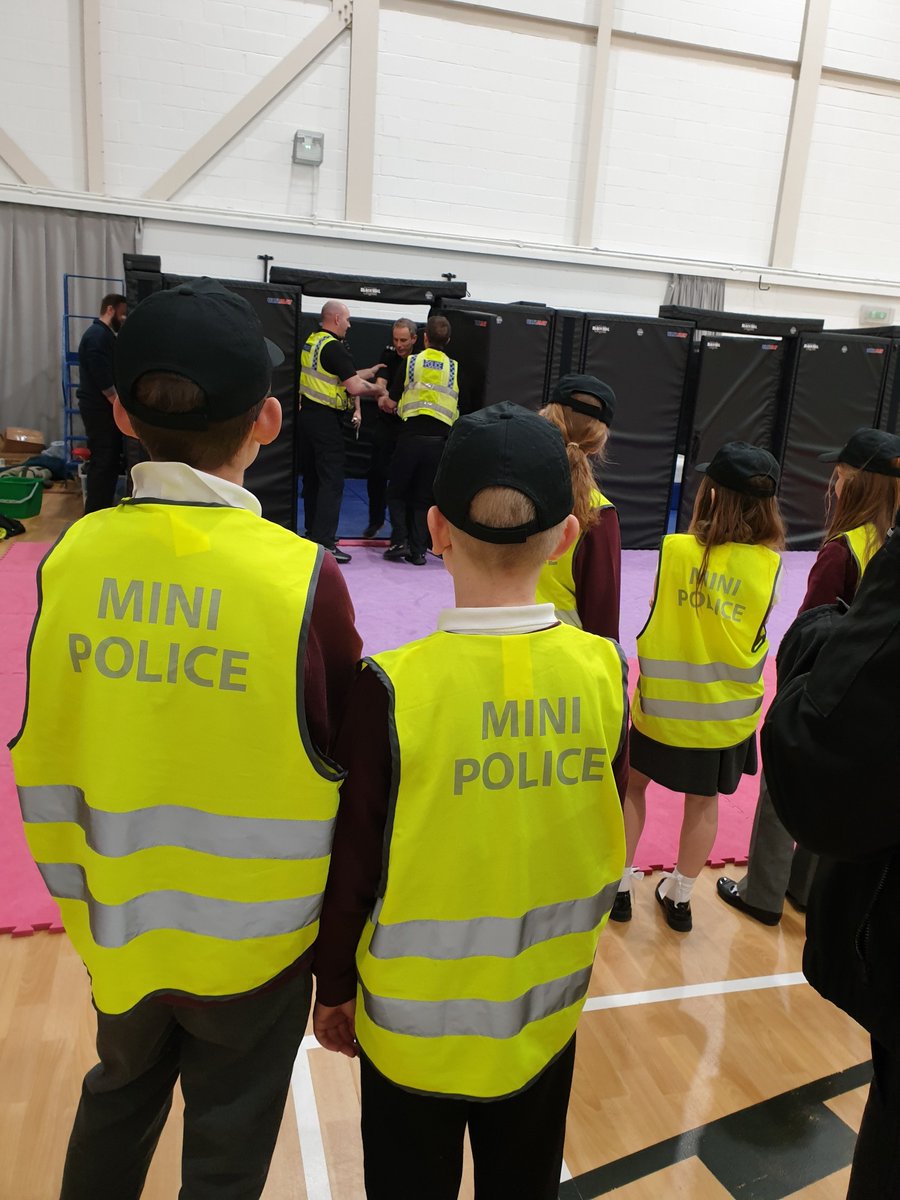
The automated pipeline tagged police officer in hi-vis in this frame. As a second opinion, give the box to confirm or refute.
[383,313,459,566]
[315,404,629,1199]
[10,278,362,1200]
[299,299,387,564]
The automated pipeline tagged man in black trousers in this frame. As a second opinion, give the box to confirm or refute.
[363,317,417,538]
[77,293,148,512]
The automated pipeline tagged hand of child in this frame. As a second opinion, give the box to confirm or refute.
[313,999,358,1057]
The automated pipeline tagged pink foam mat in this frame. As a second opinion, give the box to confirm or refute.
[0,542,808,936]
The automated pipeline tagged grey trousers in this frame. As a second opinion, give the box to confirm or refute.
[736,772,820,915]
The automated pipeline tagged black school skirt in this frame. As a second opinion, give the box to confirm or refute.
[629,725,758,797]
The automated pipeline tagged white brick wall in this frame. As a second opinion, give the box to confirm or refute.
[372,10,591,245]
[613,0,805,61]
[795,85,900,281]
[0,0,82,189]
[825,0,900,81]
[100,0,327,197]
[594,47,793,263]
[179,36,349,218]
[440,0,599,25]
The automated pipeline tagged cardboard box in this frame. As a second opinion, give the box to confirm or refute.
[2,427,45,453]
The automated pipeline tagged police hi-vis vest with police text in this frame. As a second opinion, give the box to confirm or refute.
[536,488,615,626]
[632,534,781,750]
[398,350,459,426]
[300,329,349,410]
[355,623,627,1099]
[835,522,880,580]
[10,501,342,1015]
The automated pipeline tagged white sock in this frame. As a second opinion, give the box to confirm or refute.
[618,866,644,893]
[658,869,696,905]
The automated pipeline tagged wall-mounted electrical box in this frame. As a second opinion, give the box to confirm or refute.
[292,130,324,166]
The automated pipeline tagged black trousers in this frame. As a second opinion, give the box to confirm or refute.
[387,434,446,555]
[847,1037,900,1198]
[59,969,311,1200]
[79,395,148,514]
[366,413,400,530]
[299,400,347,546]
[360,1037,576,1200]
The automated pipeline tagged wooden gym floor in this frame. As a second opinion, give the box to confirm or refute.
[0,492,871,1199]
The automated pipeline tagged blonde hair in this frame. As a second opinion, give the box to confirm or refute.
[540,396,609,531]
[451,487,565,571]
[824,461,900,558]
[689,475,786,600]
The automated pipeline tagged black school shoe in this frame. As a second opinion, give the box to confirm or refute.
[383,543,409,562]
[609,890,632,923]
[655,880,692,933]
[405,551,427,566]
[716,877,781,926]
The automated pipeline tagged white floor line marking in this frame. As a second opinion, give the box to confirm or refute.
[583,972,806,1012]
[560,1159,573,1181]
[291,1047,333,1200]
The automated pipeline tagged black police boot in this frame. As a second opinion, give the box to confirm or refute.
[327,544,352,565]
[383,543,409,562]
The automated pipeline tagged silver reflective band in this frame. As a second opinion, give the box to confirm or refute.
[640,695,763,721]
[407,381,458,400]
[19,785,335,861]
[369,881,618,961]
[638,656,765,685]
[361,965,593,1039]
[38,862,322,948]
[302,366,340,385]
[402,401,456,420]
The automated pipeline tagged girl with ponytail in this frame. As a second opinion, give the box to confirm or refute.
[536,375,621,639]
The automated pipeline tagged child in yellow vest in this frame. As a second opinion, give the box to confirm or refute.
[615,442,785,932]
[537,373,622,639]
[314,403,629,1199]
[717,425,900,925]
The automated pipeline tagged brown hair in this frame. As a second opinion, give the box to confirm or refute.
[451,486,564,572]
[689,475,786,595]
[100,293,126,314]
[128,373,265,471]
[824,462,900,557]
[425,314,451,350]
[540,396,609,531]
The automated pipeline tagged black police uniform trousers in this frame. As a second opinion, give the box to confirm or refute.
[386,434,445,555]
[360,1036,576,1200]
[78,395,148,514]
[366,410,400,531]
[299,398,346,547]
[59,968,311,1200]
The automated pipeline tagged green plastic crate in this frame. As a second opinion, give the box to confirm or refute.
[0,477,44,519]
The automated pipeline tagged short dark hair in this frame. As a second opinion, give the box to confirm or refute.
[100,293,127,314]
[426,314,451,350]
[128,372,264,471]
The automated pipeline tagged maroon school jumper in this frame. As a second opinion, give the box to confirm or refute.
[798,538,859,613]
[571,507,622,640]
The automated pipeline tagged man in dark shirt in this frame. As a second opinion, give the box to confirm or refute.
[77,293,148,513]
[363,318,418,538]
[299,301,386,564]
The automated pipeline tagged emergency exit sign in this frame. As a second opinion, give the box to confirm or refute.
[860,304,894,325]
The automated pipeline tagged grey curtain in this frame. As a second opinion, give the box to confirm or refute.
[664,274,725,311]
[0,202,138,439]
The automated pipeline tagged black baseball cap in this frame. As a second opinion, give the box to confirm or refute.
[695,441,780,498]
[433,403,573,544]
[551,374,616,425]
[819,427,900,477]
[115,278,284,430]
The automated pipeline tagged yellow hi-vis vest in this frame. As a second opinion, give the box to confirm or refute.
[835,522,881,581]
[355,623,628,1099]
[9,502,342,1015]
[536,488,615,626]
[632,535,781,750]
[300,329,350,411]
[397,350,459,426]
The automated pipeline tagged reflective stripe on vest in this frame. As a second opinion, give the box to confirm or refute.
[398,352,459,425]
[632,534,781,750]
[536,489,614,622]
[300,329,349,410]
[354,624,627,1099]
[10,502,341,1014]
[839,524,880,581]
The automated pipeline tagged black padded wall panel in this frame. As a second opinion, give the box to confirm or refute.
[678,336,786,528]
[659,306,823,337]
[877,341,900,436]
[779,334,890,549]
[548,310,587,392]
[430,308,498,415]
[162,273,302,531]
[582,316,693,548]
[436,299,552,412]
